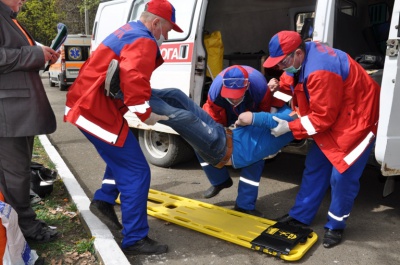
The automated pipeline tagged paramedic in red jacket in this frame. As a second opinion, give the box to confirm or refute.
[64,0,183,255]
[200,65,286,217]
[263,31,380,248]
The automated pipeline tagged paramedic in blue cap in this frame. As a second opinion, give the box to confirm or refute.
[199,65,288,216]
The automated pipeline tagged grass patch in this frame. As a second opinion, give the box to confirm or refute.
[30,136,98,264]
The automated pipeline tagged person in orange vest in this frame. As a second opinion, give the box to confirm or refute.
[0,0,60,243]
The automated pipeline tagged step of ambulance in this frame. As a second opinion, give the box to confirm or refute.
[142,189,318,261]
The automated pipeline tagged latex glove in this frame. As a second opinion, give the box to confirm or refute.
[235,112,253,127]
[144,113,169,125]
[271,116,290,137]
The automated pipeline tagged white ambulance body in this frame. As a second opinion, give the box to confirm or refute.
[92,0,400,194]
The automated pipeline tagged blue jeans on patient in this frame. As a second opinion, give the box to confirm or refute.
[150,88,227,166]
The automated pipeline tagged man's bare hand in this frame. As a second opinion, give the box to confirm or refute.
[41,46,60,64]
[235,111,253,127]
[268,78,280,93]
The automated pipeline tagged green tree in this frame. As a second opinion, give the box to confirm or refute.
[18,0,100,46]
[18,0,60,46]
[54,0,100,35]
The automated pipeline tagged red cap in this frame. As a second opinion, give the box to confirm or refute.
[263,31,302,68]
[221,65,249,99]
[146,0,183,33]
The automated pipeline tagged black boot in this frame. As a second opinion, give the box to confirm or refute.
[233,204,264,217]
[90,200,123,230]
[276,214,307,227]
[122,236,168,255]
[203,178,233,198]
[323,229,343,248]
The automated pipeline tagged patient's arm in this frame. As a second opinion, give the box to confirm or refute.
[235,105,295,129]
[235,112,253,127]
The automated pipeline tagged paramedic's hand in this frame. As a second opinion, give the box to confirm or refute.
[271,116,290,137]
[268,78,280,93]
[41,46,60,64]
[144,113,169,126]
[235,112,253,127]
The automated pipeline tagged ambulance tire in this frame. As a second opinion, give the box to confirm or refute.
[48,75,55,87]
[60,84,68,91]
[138,130,194,168]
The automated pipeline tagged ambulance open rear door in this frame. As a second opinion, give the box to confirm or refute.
[375,0,400,196]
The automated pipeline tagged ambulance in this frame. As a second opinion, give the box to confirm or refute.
[49,34,91,90]
[92,0,400,194]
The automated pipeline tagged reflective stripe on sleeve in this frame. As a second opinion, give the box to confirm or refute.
[344,131,375,165]
[128,101,150,114]
[65,106,71,116]
[76,115,119,144]
[300,115,317,135]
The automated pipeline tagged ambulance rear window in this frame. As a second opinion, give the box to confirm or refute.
[65,46,91,61]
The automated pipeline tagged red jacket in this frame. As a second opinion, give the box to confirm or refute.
[282,42,380,173]
[64,21,163,147]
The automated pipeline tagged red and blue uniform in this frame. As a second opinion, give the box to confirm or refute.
[200,66,286,210]
[281,42,380,230]
[64,20,163,248]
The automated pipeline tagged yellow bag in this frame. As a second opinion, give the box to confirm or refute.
[204,31,224,79]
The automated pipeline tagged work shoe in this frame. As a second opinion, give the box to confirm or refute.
[26,222,58,243]
[276,214,307,227]
[203,177,233,198]
[104,59,121,98]
[122,236,168,255]
[90,200,123,230]
[233,204,264,217]
[323,229,343,248]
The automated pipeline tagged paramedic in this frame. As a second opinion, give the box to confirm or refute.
[263,30,380,248]
[64,0,183,255]
[200,65,286,217]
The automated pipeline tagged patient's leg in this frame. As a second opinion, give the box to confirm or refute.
[150,88,227,166]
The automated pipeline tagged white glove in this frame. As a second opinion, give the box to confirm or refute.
[144,113,169,125]
[271,116,290,137]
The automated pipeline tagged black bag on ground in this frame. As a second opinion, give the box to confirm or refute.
[30,162,58,198]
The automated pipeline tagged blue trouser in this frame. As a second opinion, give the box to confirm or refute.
[81,130,150,248]
[151,89,227,165]
[197,153,265,210]
[289,140,375,230]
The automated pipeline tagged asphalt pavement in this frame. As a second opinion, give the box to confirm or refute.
[41,75,400,265]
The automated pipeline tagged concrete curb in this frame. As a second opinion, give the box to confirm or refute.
[38,135,130,265]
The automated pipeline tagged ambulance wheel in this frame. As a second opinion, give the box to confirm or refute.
[138,130,194,168]
[48,75,55,87]
[60,84,68,91]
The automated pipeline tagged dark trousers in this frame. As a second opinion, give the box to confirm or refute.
[0,136,42,237]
